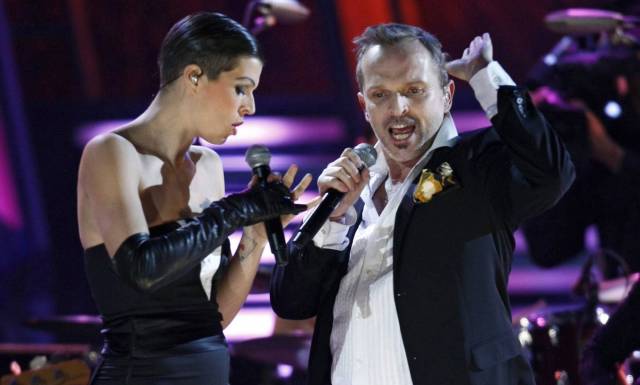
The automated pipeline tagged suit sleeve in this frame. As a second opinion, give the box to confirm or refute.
[481,86,576,229]
[270,242,349,319]
[521,182,588,267]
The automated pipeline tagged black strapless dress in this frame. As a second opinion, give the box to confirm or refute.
[84,221,231,385]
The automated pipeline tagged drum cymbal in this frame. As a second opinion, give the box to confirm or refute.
[260,0,310,24]
[230,334,311,370]
[544,8,633,35]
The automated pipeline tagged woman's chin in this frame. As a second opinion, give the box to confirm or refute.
[200,136,226,146]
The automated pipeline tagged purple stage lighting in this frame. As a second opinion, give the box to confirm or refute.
[0,115,22,229]
[75,116,347,148]
[202,116,346,148]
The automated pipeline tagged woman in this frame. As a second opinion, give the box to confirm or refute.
[77,12,311,385]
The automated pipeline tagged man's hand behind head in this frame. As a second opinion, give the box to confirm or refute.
[446,33,493,82]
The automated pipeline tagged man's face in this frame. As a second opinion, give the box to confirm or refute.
[358,40,453,165]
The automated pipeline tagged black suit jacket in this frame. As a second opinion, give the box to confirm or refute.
[271,86,575,385]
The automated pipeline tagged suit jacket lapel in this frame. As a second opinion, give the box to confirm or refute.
[393,184,415,264]
[392,146,455,260]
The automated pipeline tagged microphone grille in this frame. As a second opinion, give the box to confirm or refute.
[245,145,271,168]
[353,143,377,168]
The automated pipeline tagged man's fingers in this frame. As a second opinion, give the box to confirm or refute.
[342,158,361,183]
[317,149,368,196]
[445,60,455,71]
[338,167,357,190]
[324,164,357,191]
[344,149,364,168]
[482,33,493,59]
[339,149,363,183]
[340,147,353,157]
[445,59,464,77]
[327,178,350,193]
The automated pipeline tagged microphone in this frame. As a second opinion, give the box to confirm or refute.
[245,145,288,266]
[291,143,377,249]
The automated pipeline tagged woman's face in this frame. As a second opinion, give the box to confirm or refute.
[195,56,263,144]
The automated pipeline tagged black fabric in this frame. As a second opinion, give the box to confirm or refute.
[112,182,304,292]
[271,86,575,385]
[523,61,640,274]
[84,221,228,354]
[90,335,230,385]
[523,151,640,274]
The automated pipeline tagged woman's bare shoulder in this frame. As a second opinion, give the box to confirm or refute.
[78,132,142,186]
[83,132,137,159]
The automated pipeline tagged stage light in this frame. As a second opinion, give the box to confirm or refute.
[543,54,558,66]
[277,364,294,378]
[604,100,622,119]
[75,116,346,148]
[596,307,610,325]
[518,330,533,347]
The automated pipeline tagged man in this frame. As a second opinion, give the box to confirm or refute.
[271,23,575,385]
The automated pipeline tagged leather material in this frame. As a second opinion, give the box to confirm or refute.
[216,181,306,227]
[113,181,305,292]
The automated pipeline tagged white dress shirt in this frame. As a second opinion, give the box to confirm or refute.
[310,62,515,385]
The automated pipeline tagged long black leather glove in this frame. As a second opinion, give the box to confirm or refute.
[113,181,306,293]
[580,283,640,385]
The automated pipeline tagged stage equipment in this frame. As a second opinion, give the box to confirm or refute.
[242,0,310,35]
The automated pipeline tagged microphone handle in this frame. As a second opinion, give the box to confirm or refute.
[291,189,345,249]
[254,165,288,266]
[291,160,369,249]
[265,218,287,266]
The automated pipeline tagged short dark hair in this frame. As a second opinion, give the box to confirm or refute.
[158,12,263,88]
[353,23,449,90]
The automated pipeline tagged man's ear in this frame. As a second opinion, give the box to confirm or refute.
[357,92,370,122]
[444,80,455,113]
